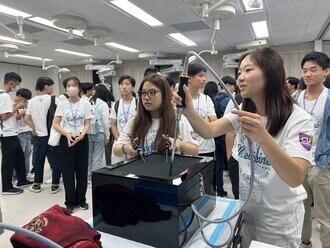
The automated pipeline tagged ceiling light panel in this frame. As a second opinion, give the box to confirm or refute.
[28,17,83,36]
[168,33,197,47]
[55,49,91,57]
[0,35,32,45]
[111,0,163,27]
[105,42,139,52]
[10,54,52,61]
[0,4,32,18]
[251,20,269,38]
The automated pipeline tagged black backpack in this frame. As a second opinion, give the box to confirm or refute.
[213,92,230,119]
[46,95,57,134]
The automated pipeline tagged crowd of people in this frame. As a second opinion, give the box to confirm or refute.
[0,48,329,248]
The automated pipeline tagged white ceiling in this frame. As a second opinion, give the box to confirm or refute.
[0,0,328,66]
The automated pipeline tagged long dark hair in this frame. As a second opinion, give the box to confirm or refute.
[239,48,293,136]
[132,75,175,152]
[90,84,108,104]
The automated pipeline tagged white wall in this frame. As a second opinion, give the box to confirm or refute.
[0,62,61,97]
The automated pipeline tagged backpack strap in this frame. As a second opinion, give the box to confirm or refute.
[114,100,120,118]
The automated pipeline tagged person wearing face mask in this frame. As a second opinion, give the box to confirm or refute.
[25,77,61,194]
[53,77,93,213]
[0,72,33,195]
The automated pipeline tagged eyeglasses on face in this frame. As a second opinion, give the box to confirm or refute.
[138,90,161,99]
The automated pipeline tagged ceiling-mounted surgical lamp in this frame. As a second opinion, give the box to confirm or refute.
[183,0,230,18]
[42,59,70,78]
[0,16,25,40]
[96,53,122,83]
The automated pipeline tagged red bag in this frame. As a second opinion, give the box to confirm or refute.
[10,204,102,248]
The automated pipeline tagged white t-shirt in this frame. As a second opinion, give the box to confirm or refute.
[224,104,314,226]
[192,93,216,153]
[55,98,93,137]
[110,98,137,134]
[26,94,58,137]
[297,87,328,165]
[115,115,198,161]
[17,109,32,133]
[88,98,110,140]
[0,90,18,137]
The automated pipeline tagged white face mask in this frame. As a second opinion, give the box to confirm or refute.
[66,86,79,97]
[11,85,20,93]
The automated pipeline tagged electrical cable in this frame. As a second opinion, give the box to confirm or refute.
[0,222,61,248]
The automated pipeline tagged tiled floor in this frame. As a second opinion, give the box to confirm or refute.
[0,156,322,248]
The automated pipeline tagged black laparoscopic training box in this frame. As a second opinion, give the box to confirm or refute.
[92,153,215,248]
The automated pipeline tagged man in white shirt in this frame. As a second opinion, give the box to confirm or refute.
[110,75,137,164]
[0,72,33,195]
[81,82,94,101]
[188,64,216,195]
[298,52,330,248]
[25,77,61,194]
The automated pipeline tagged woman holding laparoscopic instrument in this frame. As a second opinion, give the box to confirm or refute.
[172,48,314,248]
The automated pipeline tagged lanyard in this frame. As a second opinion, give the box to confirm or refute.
[302,91,320,116]
[69,100,80,130]
[122,99,133,123]
[194,94,200,115]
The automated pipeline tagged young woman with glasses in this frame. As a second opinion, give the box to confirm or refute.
[113,75,198,158]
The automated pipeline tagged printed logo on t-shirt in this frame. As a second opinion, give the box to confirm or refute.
[190,131,197,140]
[299,132,312,151]
[238,134,271,181]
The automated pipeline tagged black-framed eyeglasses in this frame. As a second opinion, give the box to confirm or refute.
[138,90,161,99]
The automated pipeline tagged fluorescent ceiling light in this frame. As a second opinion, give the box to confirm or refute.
[0,35,32,45]
[111,0,163,27]
[0,4,32,18]
[242,0,264,12]
[251,20,269,38]
[9,54,52,61]
[28,17,83,37]
[55,49,91,57]
[168,33,197,47]
[105,42,139,53]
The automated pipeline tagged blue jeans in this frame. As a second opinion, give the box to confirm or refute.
[18,131,32,174]
[34,136,61,186]
[88,132,105,178]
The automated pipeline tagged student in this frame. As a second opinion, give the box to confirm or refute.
[25,77,61,194]
[113,74,198,158]
[173,48,314,247]
[88,84,110,180]
[144,67,161,77]
[286,76,300,99]
[0,72,33,195]
[81,82,95,100]
[187,63,217,195]
[53,77,93,213]
[110,75,137,164]
[297,52,329,248]
[15,88,33,177]
[204,80,228,197]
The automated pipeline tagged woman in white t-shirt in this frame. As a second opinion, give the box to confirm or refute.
[113,75,198,159]
[53,77,93,214]
[173,48,314,248]
[87,84,110,180]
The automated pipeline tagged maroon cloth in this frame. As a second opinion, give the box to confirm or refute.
[10,204,102,248]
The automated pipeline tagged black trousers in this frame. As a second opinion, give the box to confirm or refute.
[199,152,215,195]
[59,135,89,207]
[228,156,239,199]
[0,136,27,191]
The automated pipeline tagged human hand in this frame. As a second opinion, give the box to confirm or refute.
[231,109,269,145]
[66,133,76,147]
[74,133,85,144]
[172,85,194,115]
[167,136,182,152]
[123,142,138,156]
[15,102,25,109]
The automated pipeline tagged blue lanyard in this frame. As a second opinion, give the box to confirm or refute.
[302,91,320,116]
[122,99,132,123]
[69,100,80,129]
